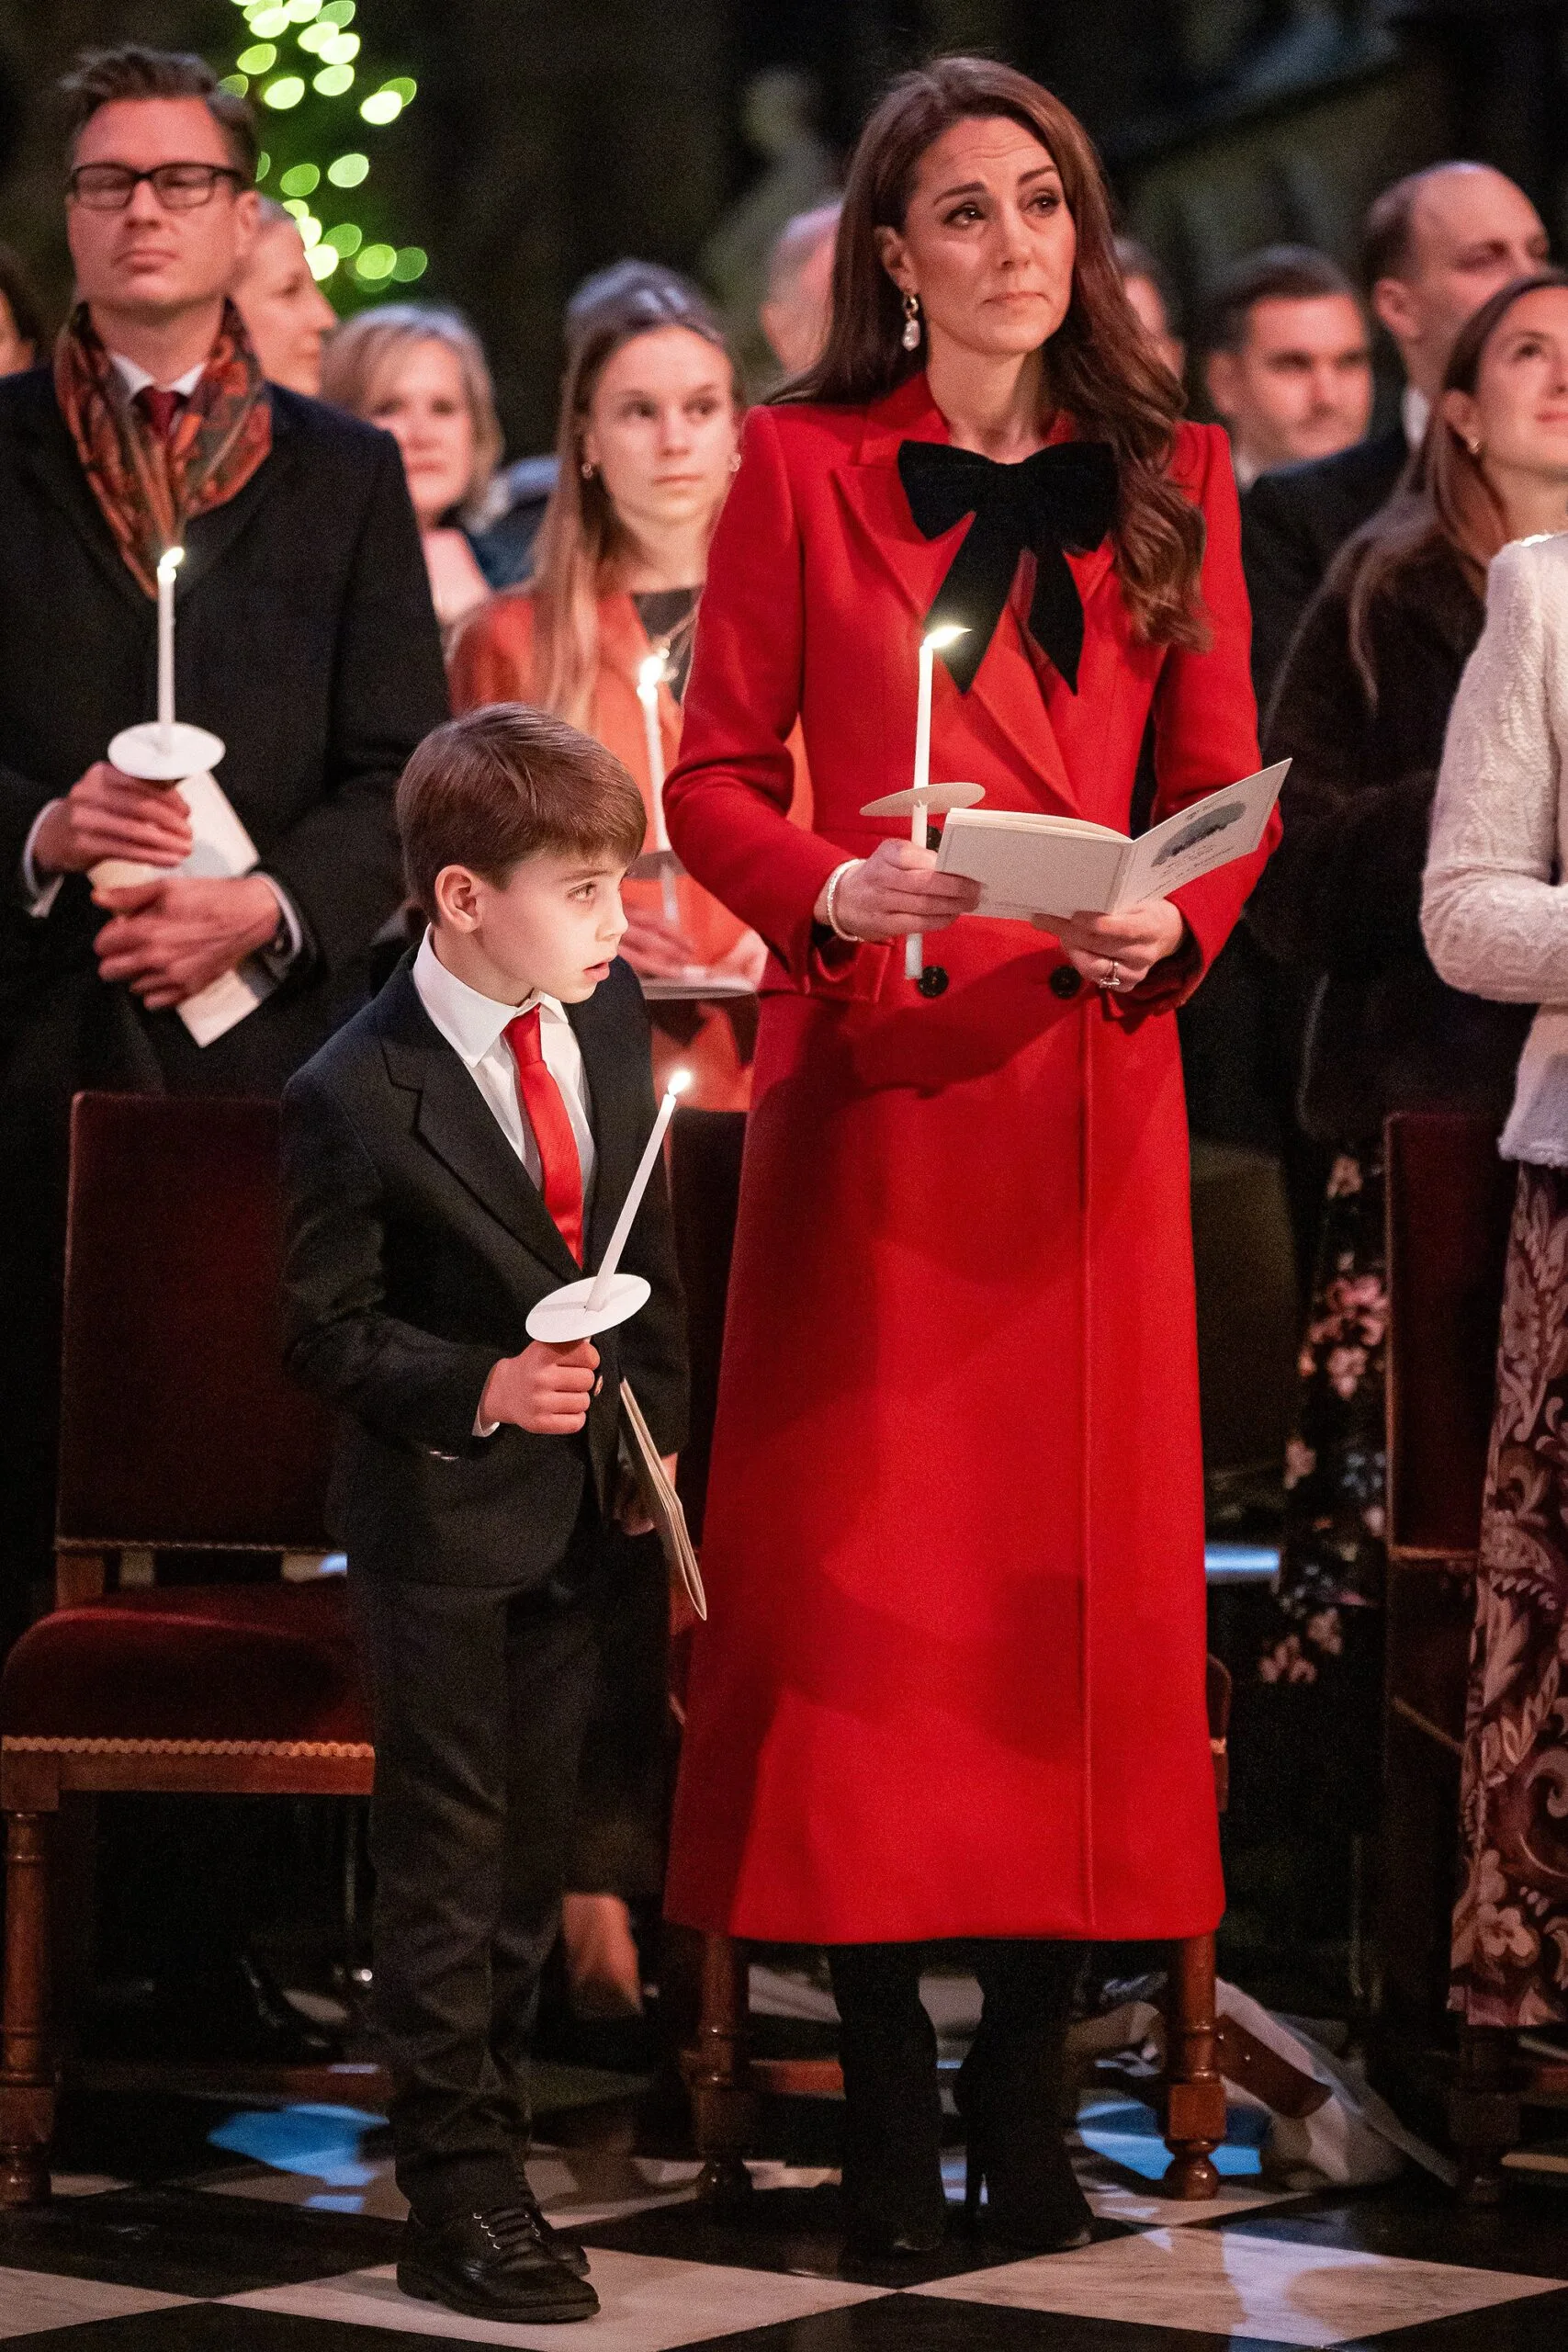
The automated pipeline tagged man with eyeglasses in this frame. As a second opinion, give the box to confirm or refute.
[0,46,446,2046]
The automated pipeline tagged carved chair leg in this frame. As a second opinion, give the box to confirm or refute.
[1162,1931,1225,2199]
[1450,2026,1519,2206]
[0,1811,55,2206]
[683,1933,757,2209]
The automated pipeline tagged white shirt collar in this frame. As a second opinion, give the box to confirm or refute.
[109,351,209,401]
[1230,446,1262,493]
[412,928,569,1068]
[1402,384,1430,450]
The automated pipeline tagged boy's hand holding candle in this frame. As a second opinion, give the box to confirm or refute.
[480,1338,604,1436]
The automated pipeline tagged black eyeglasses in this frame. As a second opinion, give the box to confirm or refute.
[68,163,246,212]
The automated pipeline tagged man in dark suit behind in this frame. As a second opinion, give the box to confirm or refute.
[1242,161,1549,714]
[0,48,447,1643]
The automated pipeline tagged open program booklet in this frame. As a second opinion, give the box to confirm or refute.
[932,759,1288,923]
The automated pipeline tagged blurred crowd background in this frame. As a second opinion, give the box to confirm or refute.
[3,1,1567,447]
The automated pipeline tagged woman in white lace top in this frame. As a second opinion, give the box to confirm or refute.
[1422,353,1568,2031]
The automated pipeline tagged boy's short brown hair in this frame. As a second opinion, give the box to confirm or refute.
[397,704,648,921]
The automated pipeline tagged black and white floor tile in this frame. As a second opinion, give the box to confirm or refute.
[2,2084,1567,2349]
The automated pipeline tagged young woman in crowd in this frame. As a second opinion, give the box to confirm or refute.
[1421,280,1568,2037]
[1245,275,1568,1941]
[449,264,793,1110]
[321,301,507,633]
[660,58,1274,2256]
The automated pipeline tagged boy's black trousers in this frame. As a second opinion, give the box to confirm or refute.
[349,1521,604,2222]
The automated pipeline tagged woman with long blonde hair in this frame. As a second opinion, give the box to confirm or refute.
[451,264,789,1108]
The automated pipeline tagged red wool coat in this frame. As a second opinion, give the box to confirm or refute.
[662,374,1273,1944]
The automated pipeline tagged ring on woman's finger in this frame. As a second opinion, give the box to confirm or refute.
[1100,956,1126,990]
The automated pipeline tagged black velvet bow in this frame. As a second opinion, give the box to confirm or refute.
[897,438,1119,694]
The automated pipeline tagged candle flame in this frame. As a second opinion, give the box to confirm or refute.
[667,1068,694,1099]
[637,652,666,695]
[157,545,186,583]
[924,622,967,650]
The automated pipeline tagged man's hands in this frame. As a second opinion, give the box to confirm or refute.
[480,1339,602,1435]
[92,873,282,1011]
[813,840,980,942]
[1032,897,1186,989]
[32,762,192,877]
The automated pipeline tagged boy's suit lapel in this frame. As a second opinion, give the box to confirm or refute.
[376,965,583,1285]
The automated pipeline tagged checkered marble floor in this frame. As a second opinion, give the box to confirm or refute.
[4,2110,1568,2352]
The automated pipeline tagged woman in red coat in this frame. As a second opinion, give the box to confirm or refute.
[663,58,1275,2257]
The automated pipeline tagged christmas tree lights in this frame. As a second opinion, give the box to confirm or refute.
[218,0,427,300]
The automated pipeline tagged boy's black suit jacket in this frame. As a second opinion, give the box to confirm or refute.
[279,953,688,1587]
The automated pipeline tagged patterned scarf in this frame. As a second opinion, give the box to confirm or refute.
[53,299,273,597]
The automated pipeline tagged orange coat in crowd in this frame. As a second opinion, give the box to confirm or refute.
[448,586,806,1109]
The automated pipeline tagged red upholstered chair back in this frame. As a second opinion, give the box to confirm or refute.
[668,1108,747,1546]
[57,1093,333,1552]
[1383,1111,1515,1561]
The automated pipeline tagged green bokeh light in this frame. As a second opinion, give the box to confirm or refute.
[384,76,417,101]
[355,243,397,281]
[235,42,276,72]
[390,246,428,282]
[314,65,355,96]
[324,221,363,254]
[308,245,339,280]
[326,152,369,187]
[218,74,248,96]
[263,76,306,109]
[358,91,402,125]
[278,161,320,196]
[248,6,290,33]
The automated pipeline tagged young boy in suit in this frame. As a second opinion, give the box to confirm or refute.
[280,704,687,2324]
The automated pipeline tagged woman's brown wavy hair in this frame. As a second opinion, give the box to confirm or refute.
[1343,268,1568,700]
[784,56,1208,650]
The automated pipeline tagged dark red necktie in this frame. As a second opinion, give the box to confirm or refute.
[137,386,185,442]
[503,1007,584,1264]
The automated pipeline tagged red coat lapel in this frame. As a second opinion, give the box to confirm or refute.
[830,375,1117,809]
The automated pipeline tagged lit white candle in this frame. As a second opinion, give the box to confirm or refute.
[636,650,682,925]
[155,544,186,753]
[586,1068,693,1312]
[906,623,968,983]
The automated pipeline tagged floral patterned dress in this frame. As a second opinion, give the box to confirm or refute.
[1258,1146,1390,1751]
[1450,1163,1568,2028]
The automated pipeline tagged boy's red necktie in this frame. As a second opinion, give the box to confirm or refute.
[503,1006,583,1264]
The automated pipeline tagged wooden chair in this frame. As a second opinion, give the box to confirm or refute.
[1381,1109,1568,2196]
[667,1108,1238,2205]
[0,1094,375,2206]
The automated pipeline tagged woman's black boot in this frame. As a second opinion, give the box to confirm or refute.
[828,1943,946,2257]
[955,1939,1092,2253]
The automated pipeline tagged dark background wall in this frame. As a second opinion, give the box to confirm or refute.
[2,0,1565,449]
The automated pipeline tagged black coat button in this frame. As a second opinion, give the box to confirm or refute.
[1049,965,1082,1000]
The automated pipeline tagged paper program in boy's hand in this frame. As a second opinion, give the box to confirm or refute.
[933,759,1288,924]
